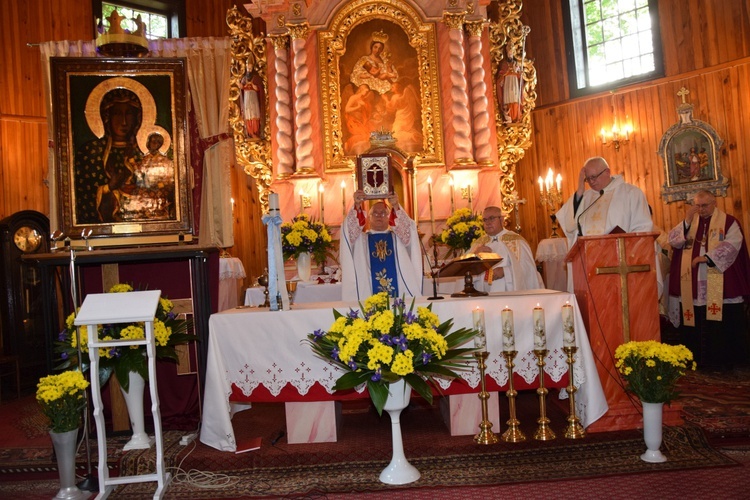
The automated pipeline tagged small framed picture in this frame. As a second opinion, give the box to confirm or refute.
[356,153,393,199]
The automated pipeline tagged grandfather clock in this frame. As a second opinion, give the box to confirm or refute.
[0,210,50,389]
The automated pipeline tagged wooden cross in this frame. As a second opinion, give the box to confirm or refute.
[595,237,651,342]
[677,87,690,104]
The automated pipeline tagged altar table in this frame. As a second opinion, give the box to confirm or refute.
[200,290,607,452]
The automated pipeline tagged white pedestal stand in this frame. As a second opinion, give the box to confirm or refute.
[75,290,171,499]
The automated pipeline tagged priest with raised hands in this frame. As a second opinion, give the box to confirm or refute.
[555,156,654,292]
[463,206,544,292]
[340,189,423,300]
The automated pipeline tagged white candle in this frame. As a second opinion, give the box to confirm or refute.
[533,303,546,350]
[473,306,486,350]
[562,301,575,347]
[319,183,325,223]
[427,176,435,234]
[556,173,562,193]
[501,306,515,351]
[269,192,279,211]
[538,176,544,194]
[340,180,346,218]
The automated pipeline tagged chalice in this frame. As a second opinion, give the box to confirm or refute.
[286,280,298,305]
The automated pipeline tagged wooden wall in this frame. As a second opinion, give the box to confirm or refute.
[517,0,750,254]
[2,0,750,293]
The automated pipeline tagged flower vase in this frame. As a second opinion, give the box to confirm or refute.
[379,379,420,485]
[297,251,312,282]
[120,371,154,450]
[49,429,86,500]
[640,401,667,463]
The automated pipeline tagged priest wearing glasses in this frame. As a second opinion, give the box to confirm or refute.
[555,156,654,292]
[340,190,423,300]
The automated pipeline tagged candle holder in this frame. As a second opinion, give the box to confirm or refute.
[473,351,499,445]
[562,346,586,439]
[257,269,270,308]
[501,350,526,443]
[533,349,556,441]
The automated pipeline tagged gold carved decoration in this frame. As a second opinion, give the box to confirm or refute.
[489,0,537,213]
[227,6,273,211]
[318,0,444,172]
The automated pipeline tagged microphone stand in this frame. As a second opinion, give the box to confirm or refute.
[69,247,98,492]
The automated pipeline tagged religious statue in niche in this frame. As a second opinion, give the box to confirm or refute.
[340,22,423,156]
[240,70,264,139]
[496,43,524,124]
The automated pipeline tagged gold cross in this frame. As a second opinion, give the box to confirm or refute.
[595,237,651,342]
[677,87,690,104]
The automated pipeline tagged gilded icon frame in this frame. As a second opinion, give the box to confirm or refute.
[50,57,192,242]
[658,101,728,203]
[318,0,444,172]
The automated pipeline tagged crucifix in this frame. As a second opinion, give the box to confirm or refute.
[677,86,690,104]
[595,237,651,342]
[505,190,526,233]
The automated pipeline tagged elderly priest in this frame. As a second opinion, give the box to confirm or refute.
[340,190,422,300]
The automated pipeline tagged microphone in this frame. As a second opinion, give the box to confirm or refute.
[577,189,605,237]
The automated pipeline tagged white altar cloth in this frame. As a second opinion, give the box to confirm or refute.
[200,290,607,452]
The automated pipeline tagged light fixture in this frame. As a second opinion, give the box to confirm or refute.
[537,167,562,237]
[601,93,634,152]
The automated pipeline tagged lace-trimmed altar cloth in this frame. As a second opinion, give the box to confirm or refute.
[199,290,608,452]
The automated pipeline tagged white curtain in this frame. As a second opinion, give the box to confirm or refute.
[39,37,234,247]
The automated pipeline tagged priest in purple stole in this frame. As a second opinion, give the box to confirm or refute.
[340,190,423,301]
[668,190,750,371]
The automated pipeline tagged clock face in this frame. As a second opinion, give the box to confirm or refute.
[13,226,43,253]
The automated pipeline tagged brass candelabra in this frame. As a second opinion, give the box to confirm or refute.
[539,169,563,238]
[473,351,499,445]
[562,346,586,439]
[501,350,526,442]
[533,349,556,441]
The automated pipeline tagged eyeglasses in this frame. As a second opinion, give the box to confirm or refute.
[371,211,389,217]
[483,215,503,222]
[584,168,608,184]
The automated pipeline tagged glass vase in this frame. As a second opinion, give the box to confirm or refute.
[297,251,312,282]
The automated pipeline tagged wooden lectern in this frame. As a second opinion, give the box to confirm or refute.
[565,232,682,432]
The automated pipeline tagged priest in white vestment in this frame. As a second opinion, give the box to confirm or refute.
[340,190,423,301]
[463,206,544,292]
[555,156,656,292]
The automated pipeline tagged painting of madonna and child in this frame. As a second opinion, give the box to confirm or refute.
[339,21,424,157]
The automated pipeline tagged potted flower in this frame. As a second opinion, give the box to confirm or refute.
[281,214,335,280]
[440,208,485,257]
[55,283,197,450]
[614,340,695,463]
[306,292,478,415]
[306,292,478,484]
[36,370,89,498]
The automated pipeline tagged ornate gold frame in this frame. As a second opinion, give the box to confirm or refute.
[489,0,537,212]
[227,6,273,209]
[318,0,444,172]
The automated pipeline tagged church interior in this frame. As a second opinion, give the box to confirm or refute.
[1,0,749,497]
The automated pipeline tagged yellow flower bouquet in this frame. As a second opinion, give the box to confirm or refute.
[55,283,196,392]
[614,340,695,404]
[281,214,335,266]
[440,208,485,255]
[36,370,90,433]
[306,292,478,415]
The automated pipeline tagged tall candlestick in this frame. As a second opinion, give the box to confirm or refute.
[412,168,419,223]
[318,183,325,223]
[427,175,435,234]
[562,301,575,347]
[341,180,346,218]
[299,189,304,215]
[501,306,515,351]
[533,303,546,350]
[449,176,455,213]
[473,306,486,351]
